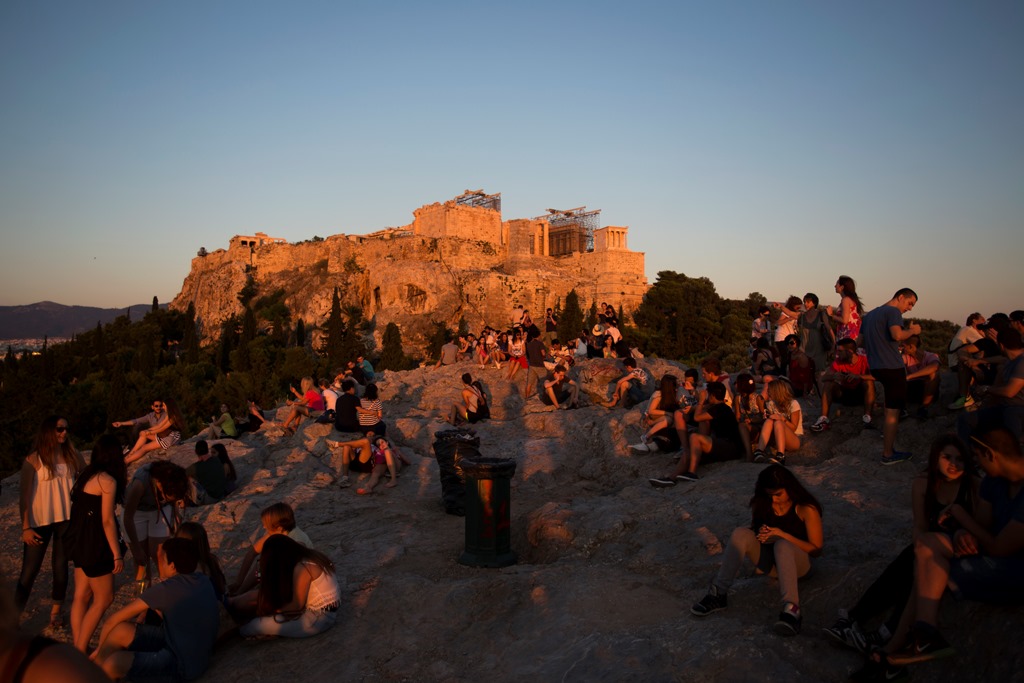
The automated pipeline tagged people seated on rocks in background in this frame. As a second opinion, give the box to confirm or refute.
[812,337,876,432]
[332,379,362,435]
[497,331,510,364]
[827,275,864,343]
[475,327,490,368]
[112,400,166,440]
[753,378,802,466]
[448,373,490,425]
[506,329,528,381]
[799,292,833,387]
[238,398,268,433]
[698,358,733,410]
[633,370,701,453]
[210,443,237,495]
[752,305,772,344]
[947,313,986,403]
[828,436,976,680]
[751,336,781,381]
[550,340,574,368]
[187,440,228,505]
[92,538,219,682]
[123,398,185,465]
[881,425,1024,669]
[231,535,340,639]
[772,296,803,374]
[901,335,941,419]
[602,302,618,327]
[523,328,550,399]
[690,464,823,637]
[601,334,617,358]
[956,327,1024,446]
[785,334,816,398]
[357,355,375,382]
[951,318,1006,410]
[457,335,472,362]
[650,381,744,486]
[197,403,238,441]
[631,374,682,452]
[436,335,460,368]
[573,330,589,360]
[540,364,579,410]
[733,373,765,461]
[604,356,648,409]
[328,430,410,493]
[228,502,313,598]
[122,461,190,586]
[316,378,340,424]
[356,383,387,436]
[344,359,368,389]
[174,522,227,600]
[281,377,323,434]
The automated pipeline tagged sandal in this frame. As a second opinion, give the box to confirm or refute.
[48,611,66,631]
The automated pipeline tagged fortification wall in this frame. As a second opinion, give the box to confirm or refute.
[412,202,503,245]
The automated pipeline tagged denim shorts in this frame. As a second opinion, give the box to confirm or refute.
[126,623,179,682]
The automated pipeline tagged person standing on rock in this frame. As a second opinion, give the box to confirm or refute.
[523,328,549,399]
[544,308,559,345]
[861,288,921,465]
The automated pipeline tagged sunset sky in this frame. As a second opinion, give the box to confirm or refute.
[1,1,1021,324]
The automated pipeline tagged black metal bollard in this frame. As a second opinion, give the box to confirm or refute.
[432,428,480,516]
[459,456,517,568]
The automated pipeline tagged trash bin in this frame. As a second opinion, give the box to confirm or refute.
[433,428,480,516]
[459,456,517,568]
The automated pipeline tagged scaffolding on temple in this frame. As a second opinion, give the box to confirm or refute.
[454,189,502,213]
[535,206,601,256]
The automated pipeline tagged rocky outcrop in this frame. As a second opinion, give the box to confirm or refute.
[2,360,1018,682]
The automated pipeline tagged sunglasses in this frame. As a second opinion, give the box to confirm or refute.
[55,426,68,433]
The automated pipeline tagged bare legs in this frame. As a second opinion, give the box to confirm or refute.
[70,569,114,652]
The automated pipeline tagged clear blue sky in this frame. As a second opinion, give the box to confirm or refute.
[1,1,1021,324]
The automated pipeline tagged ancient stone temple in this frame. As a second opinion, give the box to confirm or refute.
[172,189,648,350]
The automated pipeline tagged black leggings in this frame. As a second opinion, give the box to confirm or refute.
[15,521,71,613]
[848,543,914,633]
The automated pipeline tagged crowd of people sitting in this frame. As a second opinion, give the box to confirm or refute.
[7,283,1023,681]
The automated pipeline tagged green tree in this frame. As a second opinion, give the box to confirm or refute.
[295,319,306,348]
[586,301,599,330]
[237,275,258,308]
[183,303,200,364]
[152,295,159,313]
[322,287,345,368]
[426,321,453,360]
[379,322,413,371]
[557,289,585,343]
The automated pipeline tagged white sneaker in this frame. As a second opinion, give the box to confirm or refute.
[629,442,653,453]
[810,416,830,432]
[862,414,873,427]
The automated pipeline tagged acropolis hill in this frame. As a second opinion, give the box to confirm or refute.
[171,190,648,349]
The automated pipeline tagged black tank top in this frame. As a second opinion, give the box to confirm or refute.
[753,503,811,573]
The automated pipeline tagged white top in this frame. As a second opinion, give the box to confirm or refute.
[29,461,74,527]
[304,561,340,612]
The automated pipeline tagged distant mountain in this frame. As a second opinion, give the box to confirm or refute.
[0,301,162,340]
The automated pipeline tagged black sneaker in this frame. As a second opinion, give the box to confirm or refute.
[886,622,955,665]
[675,471,699,482]
[769,452,786,466]
[753,449,767,463]
[824,612,869,653]
[691,587,727,616]
[848,659,908,683]
[773,602,801,636]
[649,476,677,488]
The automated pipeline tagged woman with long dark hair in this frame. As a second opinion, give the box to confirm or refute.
[16,416,86,628]
[691,465,823,636]
[828,275,864,342]
[124,398,185,465]
[65,434,126,651]
[174,522,227,599]
[234,535,340,638]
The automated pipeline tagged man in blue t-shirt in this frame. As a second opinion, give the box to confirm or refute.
[92,537,219,681]
[861,288,921,465]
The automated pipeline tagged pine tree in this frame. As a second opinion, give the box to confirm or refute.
[379,322,411,371]
[183,303,200,364]
[323,287,345,368]
[152,296,159,313]
[586,301,599,330]
[557,290,585,343]
[295,319,306,348]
